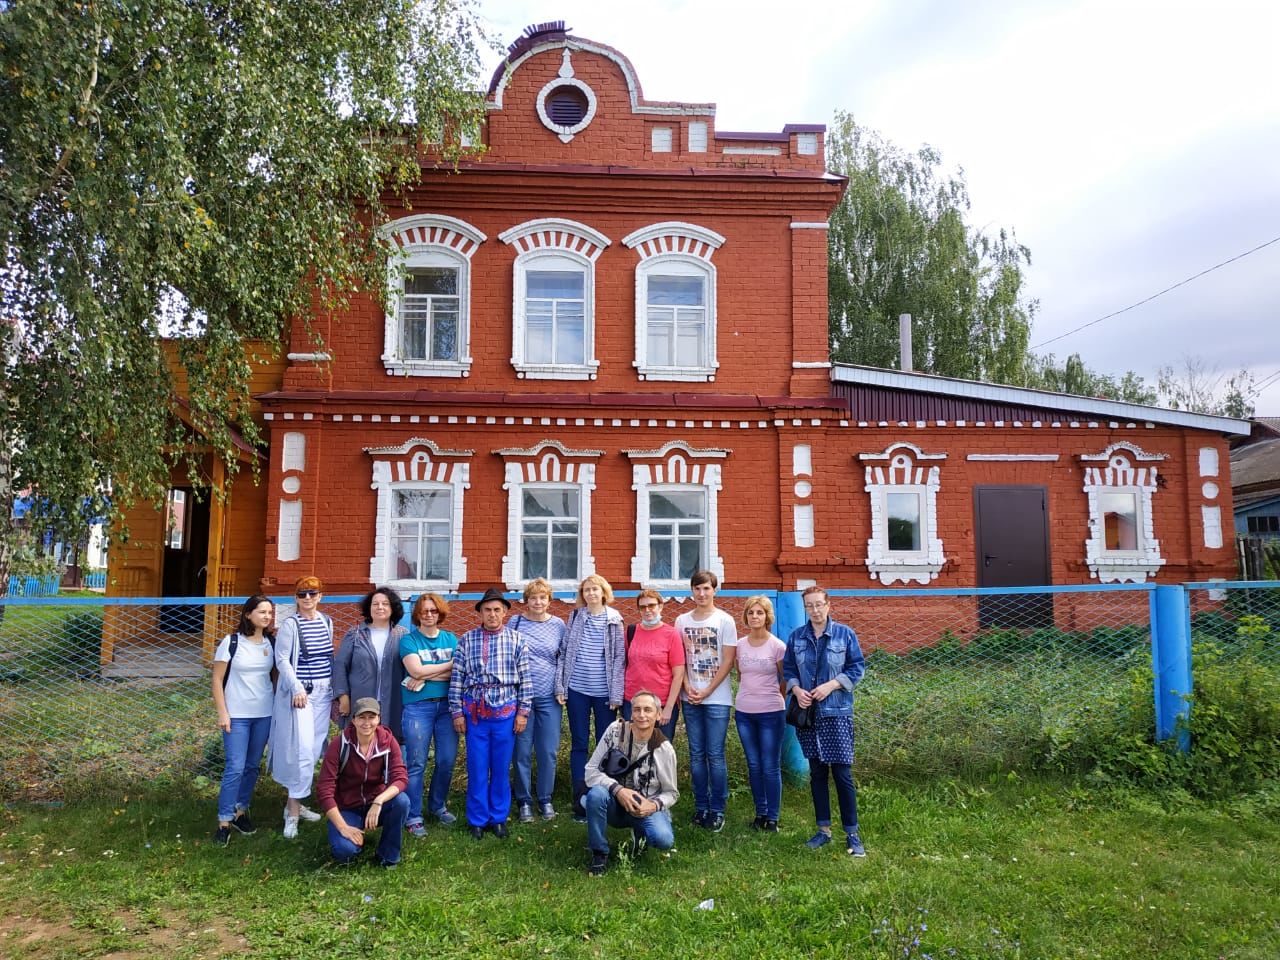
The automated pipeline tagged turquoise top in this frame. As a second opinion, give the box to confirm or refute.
[399,628,458,702]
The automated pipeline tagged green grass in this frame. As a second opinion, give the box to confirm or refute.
[1,775,1277,959]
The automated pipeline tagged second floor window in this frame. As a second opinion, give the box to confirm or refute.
[646,274,707,368]
[401,268,460,362]
[525,269,586,365]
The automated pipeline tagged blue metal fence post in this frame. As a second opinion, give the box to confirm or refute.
[1151,584,1192,752]
[774,589,810,783]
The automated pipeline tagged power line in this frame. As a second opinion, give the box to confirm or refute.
[1249,367,1280,399]
[1031,234,1280,350]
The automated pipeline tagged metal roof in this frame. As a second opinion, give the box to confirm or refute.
[830,364,1251,436]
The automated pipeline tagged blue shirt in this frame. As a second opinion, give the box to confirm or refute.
[508,614,565,699]
[398,628,457,702]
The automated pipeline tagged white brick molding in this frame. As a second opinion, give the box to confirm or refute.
[535,51,598,143]
[859,442,947,585]
[625,442,727,589]
[966,454,1061,462]
[490,38,716,119]
[789,222,829,229]
[379,214,486,255]
[366,439,472,591]
[499,218,611,261]
[622,222,726,261]
[1079,444,1166,583]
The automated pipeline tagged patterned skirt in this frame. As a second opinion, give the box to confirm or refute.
[796,714,855,766]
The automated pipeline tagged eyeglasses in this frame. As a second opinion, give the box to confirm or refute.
[421,607,439,616]
[296,590,320,598]
[638,603,660,611]
[804,601,829,610]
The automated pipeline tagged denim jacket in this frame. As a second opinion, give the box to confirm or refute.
[782,618,865,720]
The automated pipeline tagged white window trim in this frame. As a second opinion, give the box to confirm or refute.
[1080,443,1166,583]
[366,439,472,591]
[625,441,727,590]
[379,215,485,378]
[859,442,946,585]
[623,222,725,383]
[497,440,602,591]
[500,219,610,381]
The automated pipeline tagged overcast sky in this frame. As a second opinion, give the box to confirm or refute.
[477,0,1280,417]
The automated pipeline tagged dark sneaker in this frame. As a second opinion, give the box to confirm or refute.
[573,811,588,824]
[377,858,399,869]
[230,812,256,835]
[213,825,231,847]
[491,822,509,839]
[805,831,833,849]
[470,825,485,840]
[763,819,779,833]
[630,828,648,859]
[539,801,556,820]
[691,809,708,828]
[751,815,765,830]
[433,808,457,827]
[517,801,534,824]
[846,831,866,857]
[708,813,725,833]
[406,820,428,839]
[588,850,609,876]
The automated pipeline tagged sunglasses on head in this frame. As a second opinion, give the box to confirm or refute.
[296,589,320,598]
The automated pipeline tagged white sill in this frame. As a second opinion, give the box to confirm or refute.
[504,578,582,594]
[512,362,599,381]
[635,365,717,383]
[866,560,943,586]
[383,359,473,378]
[386,578,461,593]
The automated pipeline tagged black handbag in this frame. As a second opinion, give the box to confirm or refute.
[785,694,816,729]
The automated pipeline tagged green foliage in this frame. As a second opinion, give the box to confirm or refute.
[826,111,1036,384]
[6,533,62,579]
[1157,357,1256,417]
[1025,352,1157,404]
[0,0,490,553]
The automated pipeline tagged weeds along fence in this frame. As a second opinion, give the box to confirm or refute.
[0,583,1277,802]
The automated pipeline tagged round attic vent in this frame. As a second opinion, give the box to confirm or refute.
[536,51,597,143]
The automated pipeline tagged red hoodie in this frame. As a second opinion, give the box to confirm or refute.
[315,724,408,812]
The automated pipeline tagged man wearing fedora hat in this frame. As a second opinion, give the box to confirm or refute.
[449,587,531,839]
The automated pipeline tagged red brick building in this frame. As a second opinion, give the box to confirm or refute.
[115,24,1248,610]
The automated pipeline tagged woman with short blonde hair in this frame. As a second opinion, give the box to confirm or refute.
[556,573,625,821]
[509,577,567,821]
[734,594,787,831]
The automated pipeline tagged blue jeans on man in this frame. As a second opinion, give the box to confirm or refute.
[401,698,458,825]
[734,709,785,821]
[327,791,410,865]
[217,715,271,822]
[464,713,517,827]
[683,701,731,815]
[513,694,562,805]
[584,785,674,855]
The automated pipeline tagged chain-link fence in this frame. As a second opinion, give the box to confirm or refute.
[3,583,1278,802]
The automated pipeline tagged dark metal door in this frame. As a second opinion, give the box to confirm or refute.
[974,485,1052,629]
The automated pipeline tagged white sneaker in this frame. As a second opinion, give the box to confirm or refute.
[296,804,322,822]
[283,814,299,839]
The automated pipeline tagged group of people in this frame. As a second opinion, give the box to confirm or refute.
[211,570,867,873]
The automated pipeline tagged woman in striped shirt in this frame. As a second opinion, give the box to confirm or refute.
[555,574,625,822]
[269,575,335,838]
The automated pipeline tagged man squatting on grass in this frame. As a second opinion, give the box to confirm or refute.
[315,697,410,867]
[582,690,678,876]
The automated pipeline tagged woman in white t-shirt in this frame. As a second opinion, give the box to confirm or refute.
[733,595,787,832]
[212,595,277,846]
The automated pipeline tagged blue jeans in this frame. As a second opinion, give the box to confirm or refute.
[327,792,410,864]
[684,702,731,814]
[217,715,271,822]
[734,709,785,820]
[401,698,459,824]
[810,759,859,832]
[513,695,562,804]
[463,713,517,827]
[584,785,675,855]
[566,689,615,788]
[622,698,680,741]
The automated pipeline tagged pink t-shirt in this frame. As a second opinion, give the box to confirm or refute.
[734,634,786,713]
[624,622,686,706]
